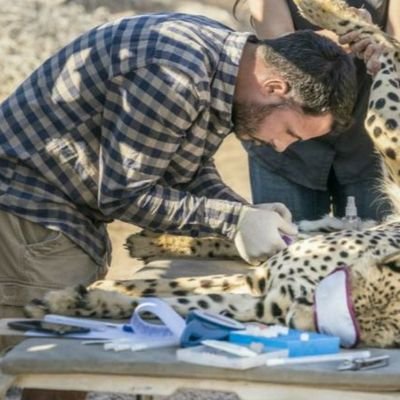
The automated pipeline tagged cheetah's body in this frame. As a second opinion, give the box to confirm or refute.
[26,0,400,348]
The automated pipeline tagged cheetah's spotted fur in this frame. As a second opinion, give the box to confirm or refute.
[25,0,400,348]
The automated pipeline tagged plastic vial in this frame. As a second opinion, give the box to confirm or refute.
[342,196,361,230]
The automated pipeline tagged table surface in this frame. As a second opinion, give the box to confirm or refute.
[0,337,399,392]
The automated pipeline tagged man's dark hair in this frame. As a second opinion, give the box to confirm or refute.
[258,30,357,130]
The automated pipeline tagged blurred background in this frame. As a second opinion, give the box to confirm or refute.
[0,0,255,277]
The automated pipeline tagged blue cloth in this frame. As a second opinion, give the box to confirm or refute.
[0,13,250,266]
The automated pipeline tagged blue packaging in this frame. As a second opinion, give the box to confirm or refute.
[180,310,245,347]
[229,327,340,357]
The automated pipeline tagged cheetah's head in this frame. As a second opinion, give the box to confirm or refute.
[350,255,400,347]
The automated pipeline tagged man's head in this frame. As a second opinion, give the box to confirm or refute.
[233,30,357,152]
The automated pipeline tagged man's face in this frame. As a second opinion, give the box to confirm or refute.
[233,102,334,152]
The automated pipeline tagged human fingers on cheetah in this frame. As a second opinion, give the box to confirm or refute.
[338,31,383,74]
[339,30,371,51]
[364,44,384,75]
[339,30,361,45]
[352,37,377,58]
[348,37,383,75]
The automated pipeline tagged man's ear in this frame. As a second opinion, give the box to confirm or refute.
[263,79,290,96]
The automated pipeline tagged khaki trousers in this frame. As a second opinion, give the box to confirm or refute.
[0,210,107,349]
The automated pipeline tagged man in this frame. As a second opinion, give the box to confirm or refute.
[0,11,357,400]
[0,11,356,329]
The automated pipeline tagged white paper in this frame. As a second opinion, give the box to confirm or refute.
[23,299,186,350]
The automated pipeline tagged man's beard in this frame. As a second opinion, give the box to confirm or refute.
[232,101,286,140]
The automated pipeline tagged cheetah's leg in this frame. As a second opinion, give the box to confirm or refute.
[293,0,397,46]
[24,285,140,319]
[25,268,271,318]
[88,273,250,298]
[363,56,400,211]
[126,231,239,261]
[24,284,276,324]
[86,266,269,297]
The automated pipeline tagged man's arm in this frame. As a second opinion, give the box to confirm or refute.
[247,0,294,38]
[181,158,248,204]
[247,0,343,46]
[98,65,242,238]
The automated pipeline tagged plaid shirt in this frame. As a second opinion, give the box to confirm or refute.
[0,13,250,266]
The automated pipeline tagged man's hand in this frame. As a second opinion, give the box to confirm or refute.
[338,6,385,75]
[339,30,384,75]
[338,7,384,76]
[252,202,293,223]
[234,205,298,265]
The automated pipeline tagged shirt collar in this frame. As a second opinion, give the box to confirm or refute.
[209,32,255,137]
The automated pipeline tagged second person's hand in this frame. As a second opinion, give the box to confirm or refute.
[339,30,384,75]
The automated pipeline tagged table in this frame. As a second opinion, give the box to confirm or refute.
[0,259,399,400]
[0,336,399,400]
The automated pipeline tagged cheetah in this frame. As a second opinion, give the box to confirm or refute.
[26,0,400,348]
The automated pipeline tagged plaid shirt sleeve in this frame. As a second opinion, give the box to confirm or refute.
[182,158,248,204]
[98,64,243,239]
